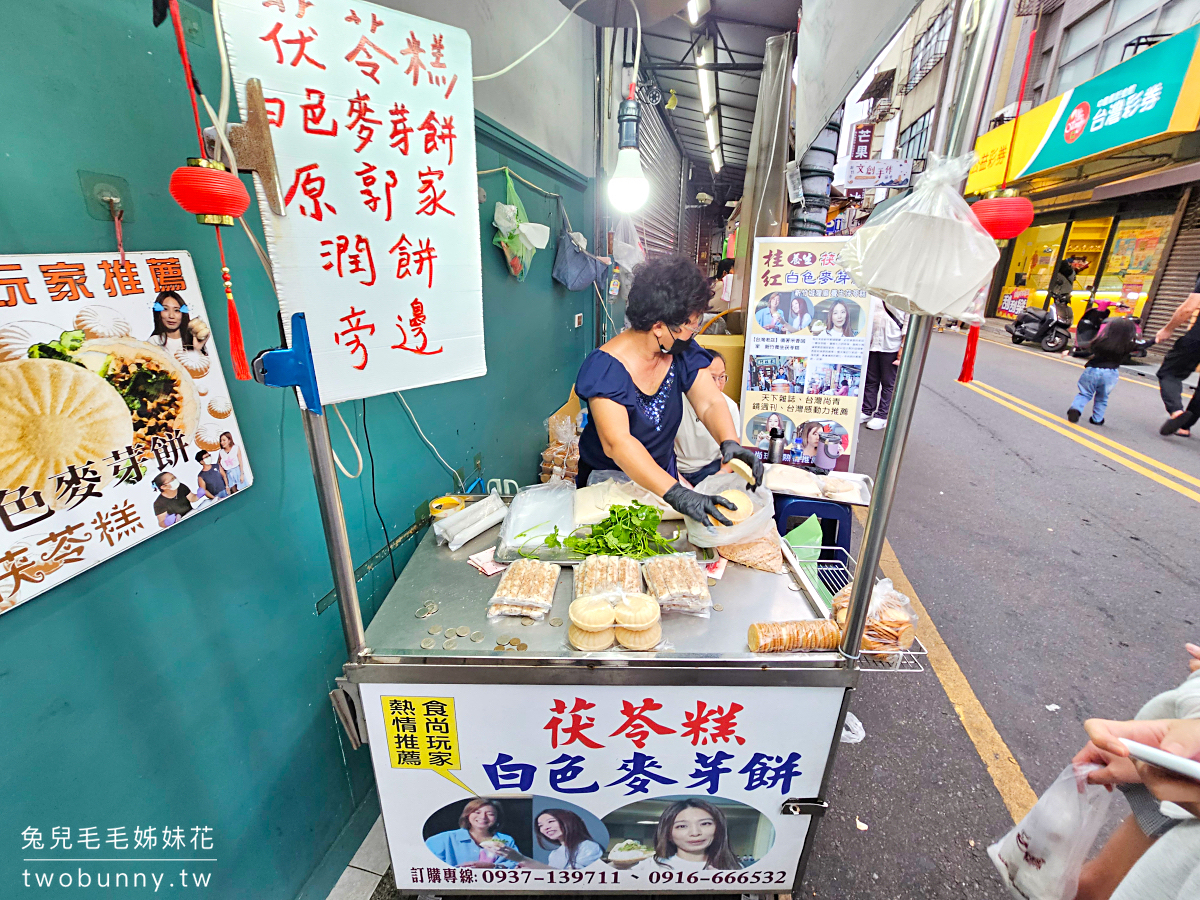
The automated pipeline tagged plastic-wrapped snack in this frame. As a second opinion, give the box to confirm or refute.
[489,558,561,613]
[642,553,710,615]
[487,602,548,620]
[747,619,841,653]
[574,555,643,603]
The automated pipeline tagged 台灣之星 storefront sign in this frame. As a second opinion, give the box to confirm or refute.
[0,251,252,616]
[360,682,842,892]
[220,0,485,405]
[741,238,873,473]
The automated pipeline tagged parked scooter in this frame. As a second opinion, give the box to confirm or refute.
[1005,297,1073,351]
[1072,300,1152,360]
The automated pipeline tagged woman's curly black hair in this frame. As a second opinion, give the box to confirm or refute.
[626,255,712,331]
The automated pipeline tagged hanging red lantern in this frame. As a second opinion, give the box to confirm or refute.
[169,158,251,226]
[971,195,1035,240]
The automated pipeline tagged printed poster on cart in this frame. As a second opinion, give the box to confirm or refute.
[360,682,843,893]
[0,251,252,616]
[220,0,485,405]
[742,237,873,473]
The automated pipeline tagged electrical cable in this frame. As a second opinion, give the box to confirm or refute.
[395,392,465,490]
[628,0,642,95]
[361,398,396,581]
[212,0,231,137]
[473,0,590,82]
[329,403,364,478]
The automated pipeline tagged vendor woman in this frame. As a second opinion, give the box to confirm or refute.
[575,255,762,525]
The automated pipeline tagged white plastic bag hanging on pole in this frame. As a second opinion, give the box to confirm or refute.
[838,153,999,319]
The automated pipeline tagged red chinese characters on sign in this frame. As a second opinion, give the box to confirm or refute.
[301,88,338,136]
[417,112,456,165]
[391,298,442,356]
[284,164,337,220]
[415,168,454,217]
[146,257,187,293]
[400,31,427,86]
[356,163,397,221]
[0,264,35,306]
[334,306,375,370]
[98,259,144,297]
[610,699,677,749]
[344,36,397,84]
[346,91,382,152]
[40,263,93,302]
[389,104,413,155]
[263,97,285,127]
[680,701,746,746]
[260,23,326,70]
[321,235,375,286]
[389,236,436,286]
[544,698,604,749]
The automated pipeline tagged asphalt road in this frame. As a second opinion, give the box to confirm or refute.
[804,330,1199,899]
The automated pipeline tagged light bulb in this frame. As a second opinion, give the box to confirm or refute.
[608,148,650,212]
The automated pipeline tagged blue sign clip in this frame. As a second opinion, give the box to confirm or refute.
[251,312,323,414]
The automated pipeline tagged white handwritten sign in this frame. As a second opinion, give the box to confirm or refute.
[221,0,485,405]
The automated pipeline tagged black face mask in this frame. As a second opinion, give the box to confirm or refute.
[658,330,693,357]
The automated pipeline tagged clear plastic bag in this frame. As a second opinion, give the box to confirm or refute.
[988,764,1113,900]
[642,552,711,617]
[837,153,1000,318]
[492,171,537,281]
[488,559,562,614]
[580,472,683,521]
[574,555,643,603]
[685,472,776,548]
[612,215,646,272]
[433,490,507,553]
[496,481,577,559]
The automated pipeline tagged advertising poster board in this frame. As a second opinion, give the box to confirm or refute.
[0,251,252,615]
[220,0,485,405]
[360,681,843,892]
[740,237,873,473]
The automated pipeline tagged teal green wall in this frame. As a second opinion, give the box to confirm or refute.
[0,2,594,898]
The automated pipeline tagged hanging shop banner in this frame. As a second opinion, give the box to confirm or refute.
[220,0,485,405]
[849,123,874,161]
[967,23,1200,195]
[0,251,252,616]
[360,681,843,892]
[845,158,911,189]
[741,237,873,473]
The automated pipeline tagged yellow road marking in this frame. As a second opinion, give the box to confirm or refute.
[976,333,1172,392]
[852,507,1037,822]
[961,383,1200,503]
[973,380,1200,490]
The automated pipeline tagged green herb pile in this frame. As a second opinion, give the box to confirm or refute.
[548,501,678,559]
[27,330,86,364]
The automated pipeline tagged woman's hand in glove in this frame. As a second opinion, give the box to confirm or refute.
[720,440,764,488]
[664,483,736,527]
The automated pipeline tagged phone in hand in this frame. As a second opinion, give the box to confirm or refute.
[1120,738,1200,783]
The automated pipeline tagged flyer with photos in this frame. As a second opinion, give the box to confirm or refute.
[0,251,252,616]
[741,237,873,473]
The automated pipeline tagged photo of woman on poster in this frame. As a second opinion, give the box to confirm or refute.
[148,290,209,355]
[494,808,604,870]
[425,798,521,868]
[636,798,741,872]
[753,292,788,333]
[218,432,247,493]
[795,420,823,462]
[821,299,857,338]
[784,292,813,333]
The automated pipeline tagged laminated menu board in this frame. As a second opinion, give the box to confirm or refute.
[0,251,252,615]
[220,0,485,404]
[741,237,873,473]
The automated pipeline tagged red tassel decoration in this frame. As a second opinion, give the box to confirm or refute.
[957,324,980,383]
[216,231,251,380]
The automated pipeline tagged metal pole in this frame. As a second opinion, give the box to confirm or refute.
[840,0,1010,660]
[301,407,367,663]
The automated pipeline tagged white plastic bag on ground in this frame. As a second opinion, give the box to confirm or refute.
[685,472,775,548]
[838,153,999,318]
[988,763,1113,900]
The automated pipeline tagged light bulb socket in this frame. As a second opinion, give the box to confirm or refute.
[617,99,641,150]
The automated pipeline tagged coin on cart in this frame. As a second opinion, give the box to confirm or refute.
[456,625,471,637]
[414,607,431,618]
[470,632,484,643]
[508,637,521,646]
[443,638,458,650]
[713,603,724,612]
[420,638,436,650]
[427,625,442,635]
[425,602,439,613]
[520,616,535,626]
[708,577,718,586]
[497,634,511,645]
[787,581,801,592]
[517,642,528,651]
[549,617,563,627]
[504,645,516,651]
[493,644,506,652]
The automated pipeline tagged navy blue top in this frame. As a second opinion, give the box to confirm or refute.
[575,342,714,479]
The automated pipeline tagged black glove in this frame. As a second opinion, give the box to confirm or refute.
[664,483,737,527]
[721,440,764,488]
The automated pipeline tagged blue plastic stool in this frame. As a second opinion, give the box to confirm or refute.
[772,496,853,557]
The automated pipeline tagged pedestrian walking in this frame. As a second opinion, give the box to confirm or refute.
[1156,275,1200,437]
[1066,317,1139,426]
[861,297,906,431]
